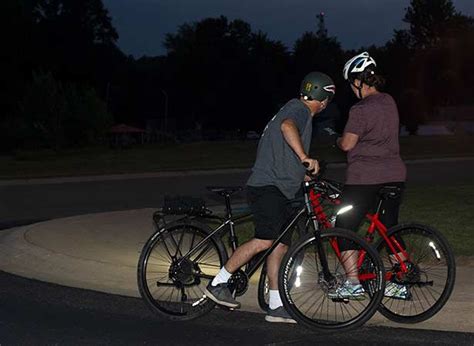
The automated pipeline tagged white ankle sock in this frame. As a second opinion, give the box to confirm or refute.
[211,267,232,286]
[269,290,283,310]
[347,278,360,285]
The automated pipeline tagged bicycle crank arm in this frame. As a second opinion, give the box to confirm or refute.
[156,280,202,287]
[330,298,350,304]
[192,295,208,307]
[412,280,434,287]
[194,273,214,280]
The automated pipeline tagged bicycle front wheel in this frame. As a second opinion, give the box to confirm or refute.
[376,223,456,323]
[257,215,311,312]
[137,220,228,321]
[279,228,385,331]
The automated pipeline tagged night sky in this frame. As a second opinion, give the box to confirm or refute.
[102,0,474,58]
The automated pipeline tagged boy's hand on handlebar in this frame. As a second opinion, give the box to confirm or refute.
[302,157,319,175]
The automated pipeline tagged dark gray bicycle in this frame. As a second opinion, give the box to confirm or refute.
[137,179,385,331]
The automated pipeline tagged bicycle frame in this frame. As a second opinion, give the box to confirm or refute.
[162,182,339,284]
[308,178,411,280]
[365,212,409,274]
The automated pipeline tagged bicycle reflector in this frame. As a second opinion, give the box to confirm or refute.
[337,205,353,216]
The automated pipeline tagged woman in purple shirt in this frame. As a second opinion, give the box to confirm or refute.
[332,52,409,300]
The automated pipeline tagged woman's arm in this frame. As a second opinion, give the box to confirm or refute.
[337,132,359,152]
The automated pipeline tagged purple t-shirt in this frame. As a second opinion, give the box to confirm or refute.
[343,93,406,185]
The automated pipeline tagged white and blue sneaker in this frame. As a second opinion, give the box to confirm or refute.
[384,281,411,300]
[328,281,366,300]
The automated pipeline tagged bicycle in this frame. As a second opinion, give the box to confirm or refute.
[137,183,385,331]
[275,173,456,324]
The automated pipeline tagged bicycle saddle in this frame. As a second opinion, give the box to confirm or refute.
[206,186,243,196]
[378,186,402,200]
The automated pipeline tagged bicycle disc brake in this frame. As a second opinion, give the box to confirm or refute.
[318,271,344,293]
[393,261,422,284]
[169,258,200,286]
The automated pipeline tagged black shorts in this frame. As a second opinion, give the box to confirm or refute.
[247,185,294,246]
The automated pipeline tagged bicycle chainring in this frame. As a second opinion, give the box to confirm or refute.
[228,269,249,297]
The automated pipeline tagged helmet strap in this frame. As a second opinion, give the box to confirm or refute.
[351,81,364,99]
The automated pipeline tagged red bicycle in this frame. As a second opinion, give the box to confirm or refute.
[272,172,456,324]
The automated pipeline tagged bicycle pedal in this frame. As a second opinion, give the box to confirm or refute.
[331,298,350,304]
[192,295,208,307]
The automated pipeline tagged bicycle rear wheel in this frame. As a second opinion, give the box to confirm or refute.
[279,228,384,331]
[137,220,228,321]
[376,223,456,323]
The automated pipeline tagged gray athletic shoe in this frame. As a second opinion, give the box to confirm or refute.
[204,283,240,309]
[265,306,297,324]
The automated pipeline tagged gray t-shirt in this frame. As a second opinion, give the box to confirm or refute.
[247,99,313,199]
[344,92,406,184]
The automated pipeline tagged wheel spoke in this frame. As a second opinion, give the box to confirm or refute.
[377,224,454,322]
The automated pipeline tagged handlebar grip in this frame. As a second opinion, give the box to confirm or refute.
[302,161,317,177]
[302,159,327,177]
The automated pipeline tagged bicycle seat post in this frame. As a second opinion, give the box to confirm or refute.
[224,193,233,220]
[374,197,384,215]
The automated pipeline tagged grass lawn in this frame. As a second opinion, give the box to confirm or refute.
[217,183,474,257]
[1,135,473,179]
[399,184,474,257]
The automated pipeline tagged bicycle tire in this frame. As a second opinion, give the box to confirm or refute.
[279,228,385,331]
[375,223,456,323]
[257,263,269,312]
[137,219,228,321]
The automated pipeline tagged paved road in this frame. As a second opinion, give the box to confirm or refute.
[1,159,473,227]
[1,270,473,345]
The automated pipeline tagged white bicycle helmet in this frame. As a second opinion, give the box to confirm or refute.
[343,52,377,82]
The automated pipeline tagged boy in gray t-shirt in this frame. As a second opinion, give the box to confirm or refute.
[247,98,313,200]
[205,71,336,323]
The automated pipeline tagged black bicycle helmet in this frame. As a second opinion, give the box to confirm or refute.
[300,72,336,102]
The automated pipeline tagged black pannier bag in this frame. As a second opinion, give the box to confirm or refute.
[162,195,207,216]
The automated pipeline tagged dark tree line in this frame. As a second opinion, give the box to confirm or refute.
[1,0,473,151]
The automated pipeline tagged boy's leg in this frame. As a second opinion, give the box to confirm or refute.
[205,238,272,309]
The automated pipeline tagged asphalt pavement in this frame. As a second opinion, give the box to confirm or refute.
[2,270,473,345]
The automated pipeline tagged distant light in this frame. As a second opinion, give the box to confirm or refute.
[320,12,325,16]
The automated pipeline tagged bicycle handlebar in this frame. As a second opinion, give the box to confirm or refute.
[302,160,327,178]
[302,161,343,201]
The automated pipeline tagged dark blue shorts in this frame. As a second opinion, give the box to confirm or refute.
[246,185,294,245]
